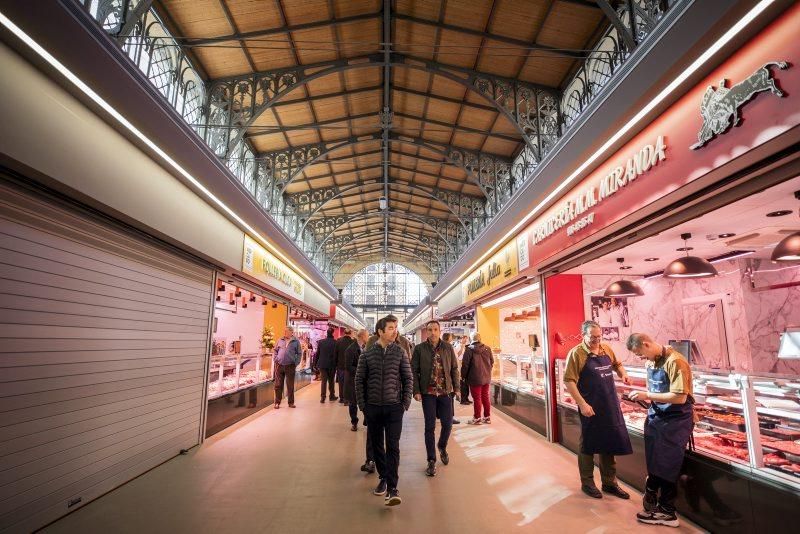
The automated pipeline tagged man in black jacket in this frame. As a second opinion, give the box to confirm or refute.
[334,328,354,404]
[356,315,412,506]
[412,320,460,477]
[316,328,337,403]
[345,329,369,431]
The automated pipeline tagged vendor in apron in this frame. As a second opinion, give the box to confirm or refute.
[627,333,694,529]
[563,321,633,500]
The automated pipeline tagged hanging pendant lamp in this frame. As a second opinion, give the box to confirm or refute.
[771,231,800,261]
[664,233,718,278]
[604,258,644,297]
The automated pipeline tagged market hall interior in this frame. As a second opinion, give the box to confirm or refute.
[2,1,800,533]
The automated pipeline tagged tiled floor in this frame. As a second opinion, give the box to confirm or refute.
[45,385,703,533]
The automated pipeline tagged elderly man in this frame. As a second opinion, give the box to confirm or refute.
[563,320,632,499]
[627,333,694,528]
[412,320,459,477]
[316,327,337,403]
[462,332,493,425]
[273,326,302,409]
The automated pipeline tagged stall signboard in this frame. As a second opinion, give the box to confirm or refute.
[462,241,519,303]
[242,235,305,300]
[522,4,800,270]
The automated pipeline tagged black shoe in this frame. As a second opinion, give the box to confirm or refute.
[602,484,630,499]
[460,401,472,405]
[320,398,325,403]
[373,478,387,496]
[288,404,296,408]
[274,403,280,409]
[351,423,358,431]
[438,447,449,465]
[425,460,437,477]
[330,396,338,401]
[361,460,376,473]
[453,419,461,424]
[643,489,658,512]
[385,488,401,506]
[636,509,679,528]
[581,484,602,499]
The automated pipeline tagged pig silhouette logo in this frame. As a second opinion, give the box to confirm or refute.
[690,61,789,150]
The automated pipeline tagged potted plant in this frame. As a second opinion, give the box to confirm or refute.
[260,325,276,355]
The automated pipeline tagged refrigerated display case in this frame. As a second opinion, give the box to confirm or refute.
[207,352,273,400]
[493,353,548,435]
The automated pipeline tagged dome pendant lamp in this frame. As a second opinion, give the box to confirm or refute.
[604,258,644,297]
[771,231,800,261]
[664,233,718,279]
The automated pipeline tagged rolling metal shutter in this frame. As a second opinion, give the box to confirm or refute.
[0,179,214,532]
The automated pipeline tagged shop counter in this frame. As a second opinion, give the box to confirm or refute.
[555,361,800,532]
[491,354,548,436]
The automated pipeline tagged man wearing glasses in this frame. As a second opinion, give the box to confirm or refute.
[563,320,632,500]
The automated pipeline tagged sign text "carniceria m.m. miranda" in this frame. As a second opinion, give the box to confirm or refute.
[531,136,667,245]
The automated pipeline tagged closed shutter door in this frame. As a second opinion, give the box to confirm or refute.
[0,179,214,532]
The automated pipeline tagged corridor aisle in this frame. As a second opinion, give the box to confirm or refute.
[44,385,701,533]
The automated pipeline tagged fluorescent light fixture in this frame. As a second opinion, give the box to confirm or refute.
[0,11,337,301]
[481,282,540,308]
[709,250,755,263]
[434,0,776,299]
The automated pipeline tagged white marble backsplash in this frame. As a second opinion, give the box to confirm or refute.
[499,306,543,356]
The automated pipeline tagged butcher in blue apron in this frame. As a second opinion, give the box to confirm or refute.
[563,320,633,499]
[627,333,694,529]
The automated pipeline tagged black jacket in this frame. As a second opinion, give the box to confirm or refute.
[334,335,354,370]
[412,339,459,395]
[344,342,362,403]
[316,335,337,369]
[356,341,413,411]
[461,342,494,386]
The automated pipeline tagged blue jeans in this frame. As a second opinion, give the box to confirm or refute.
[422,394,453,461]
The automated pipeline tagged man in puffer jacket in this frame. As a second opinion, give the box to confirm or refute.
[356,315,413,507]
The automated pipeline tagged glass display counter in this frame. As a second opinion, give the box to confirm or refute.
[493,353,548,435]
[208,352,273,400]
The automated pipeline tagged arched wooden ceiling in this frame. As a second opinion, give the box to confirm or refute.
[154,0,611,280]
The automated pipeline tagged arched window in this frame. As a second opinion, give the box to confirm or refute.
[343,263,428,308]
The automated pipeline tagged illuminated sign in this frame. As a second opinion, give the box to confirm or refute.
[531,136,667,246]
[243,235,305,299]
[462,241,519,302]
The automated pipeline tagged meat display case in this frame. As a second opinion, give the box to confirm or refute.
[492,353,548,435]
[207,352,273,400]
[554,360,800,485]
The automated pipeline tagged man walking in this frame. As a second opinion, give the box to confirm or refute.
[366,316,412,360]
[563,320,632,499]
[442,333,461,425]
[316,327,337,403]
[627,333,695,528]
[345,329,369,431]
[462,333,494,424]
[273,326,301,409]
[356,316,412,506]
[412,320,459,477]
[334,328,355,404]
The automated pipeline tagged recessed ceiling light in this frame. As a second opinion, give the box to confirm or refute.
[644,257,659,262]
[718,233,736,238]
[767,210,793,217]
[676,246,694,252]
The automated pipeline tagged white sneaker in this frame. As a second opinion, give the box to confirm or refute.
[482,417,491,424]
[467,418,482,425]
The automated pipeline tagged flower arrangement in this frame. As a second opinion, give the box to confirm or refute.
[260,325,276,351]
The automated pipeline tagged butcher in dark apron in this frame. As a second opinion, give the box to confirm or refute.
[563,321,633,499]
[627,333,694,529]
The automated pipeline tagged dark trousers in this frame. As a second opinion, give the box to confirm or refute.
[470,384,491,419]
[348,402,359,425]
[274,364,296,405]
[460,379,470,401]
[336,369,345,401]
[578,433,617,487]
[319,368,336,399]
[646,474,678,513]
[365,403,404,490]
[422,394,453,461]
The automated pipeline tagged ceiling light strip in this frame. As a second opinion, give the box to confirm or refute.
[0,11,337,301]
[434,0,776,300]
[481,282,541,308]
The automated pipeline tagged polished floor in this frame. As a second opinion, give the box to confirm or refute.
[45,385,702,533]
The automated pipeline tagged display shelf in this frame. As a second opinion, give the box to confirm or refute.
[208,352,273,399]
[499,353,545,399]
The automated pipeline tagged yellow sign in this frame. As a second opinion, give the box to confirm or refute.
[242,235,305,299]
[461,241,519,303]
